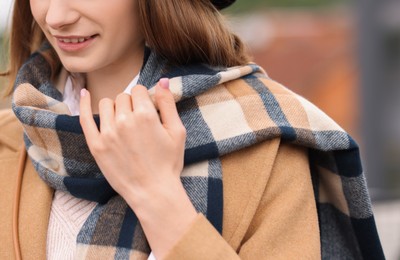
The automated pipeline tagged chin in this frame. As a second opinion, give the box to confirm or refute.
[60,61,92,73]
[63,67,87,73]
[57,54,97,73]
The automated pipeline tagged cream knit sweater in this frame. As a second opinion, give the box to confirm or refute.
[46,191,96,259]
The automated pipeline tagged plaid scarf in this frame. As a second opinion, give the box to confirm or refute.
[12,48,384,259]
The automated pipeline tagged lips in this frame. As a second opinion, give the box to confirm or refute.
[54,35,97,52]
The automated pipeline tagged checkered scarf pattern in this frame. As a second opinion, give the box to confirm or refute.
[12,48,384,259]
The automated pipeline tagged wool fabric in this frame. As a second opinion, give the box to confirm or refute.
[12,46,384,259]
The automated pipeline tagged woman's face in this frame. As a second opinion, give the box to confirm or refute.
[30,0,145,73]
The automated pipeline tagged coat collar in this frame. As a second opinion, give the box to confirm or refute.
[5,110,54,259]
[17,149,53,259]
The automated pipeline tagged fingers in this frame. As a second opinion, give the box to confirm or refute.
[131,85,157,116]
[98,98,115,133]
[79,80,184,144]
[115,93,133,120]
[155,79,186,136]
[79,89,100,142]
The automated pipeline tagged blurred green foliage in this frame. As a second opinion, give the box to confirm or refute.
[0,35,6,69]
[0,0,346,75]
[0,35,8,94]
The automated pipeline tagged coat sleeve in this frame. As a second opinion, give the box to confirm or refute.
[164,142,320,259]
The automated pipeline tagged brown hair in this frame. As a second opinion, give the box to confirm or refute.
[1,0,250,96]
[137,0,249,67]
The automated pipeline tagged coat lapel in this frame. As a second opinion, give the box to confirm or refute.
[221,138,280,249]
[18,148,53,259]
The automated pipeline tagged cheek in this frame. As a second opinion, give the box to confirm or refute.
[30,0,48,27]
[105,1,139,32]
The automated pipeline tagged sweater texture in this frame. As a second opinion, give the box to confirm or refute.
[47,191,96,259]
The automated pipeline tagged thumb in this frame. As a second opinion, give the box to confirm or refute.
[155,78,185,133]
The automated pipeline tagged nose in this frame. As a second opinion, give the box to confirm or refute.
[45,0,80,30]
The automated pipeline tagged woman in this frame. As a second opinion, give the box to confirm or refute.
[0,0,384,259]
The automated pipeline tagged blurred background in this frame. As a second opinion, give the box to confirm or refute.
[1,0,399,258]
[225,1,400,258]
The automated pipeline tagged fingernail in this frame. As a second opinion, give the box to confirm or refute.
[80,88,87,97]
[159,78,169,89]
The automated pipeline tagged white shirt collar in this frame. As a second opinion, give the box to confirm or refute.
[62,73,140,116]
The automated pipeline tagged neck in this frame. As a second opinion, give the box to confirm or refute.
[86,47,144,113]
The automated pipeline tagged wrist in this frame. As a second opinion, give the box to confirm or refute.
[124,177,198,259]
[124,176,196,219]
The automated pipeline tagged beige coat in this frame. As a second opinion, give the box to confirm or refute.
[0,108,320,259]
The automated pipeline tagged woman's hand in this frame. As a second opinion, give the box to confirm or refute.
[79,78,186,199]
[79,78,197,259]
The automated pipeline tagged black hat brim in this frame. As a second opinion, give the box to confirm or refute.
[211,0,236,10]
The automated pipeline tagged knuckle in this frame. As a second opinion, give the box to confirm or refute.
[155,88,164,98]
[115,113,128,124]
[161,98,174,108]
[90,141,105,154]
[115,114,132,129]
[176,125,187,139]
[101,128,117,142]
[135,108,156,122]
[156,91,173,104]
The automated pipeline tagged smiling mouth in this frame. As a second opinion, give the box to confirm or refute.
[54,35,98,52]
[57,36,95,43]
